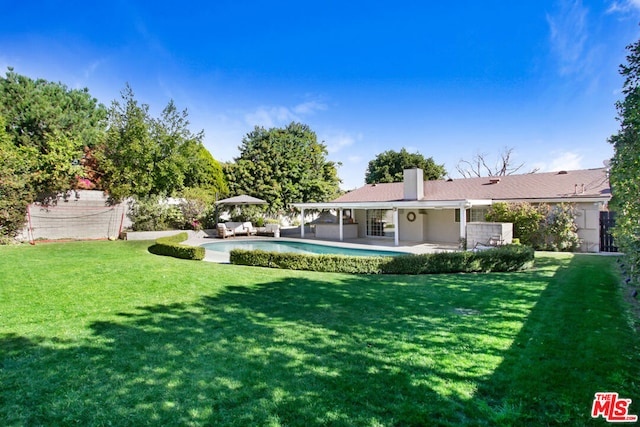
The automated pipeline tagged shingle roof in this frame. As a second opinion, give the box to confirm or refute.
[334,168,611,203]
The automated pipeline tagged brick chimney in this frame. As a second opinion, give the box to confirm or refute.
[403,168,424,200]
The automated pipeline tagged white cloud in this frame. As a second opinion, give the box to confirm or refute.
[244,106,292,128]
[244,100,327,128]
[323,130,362,153]
[534,151,584,172]
[293,100,327,115]
[607,0,640,13]
[546,0,589,75]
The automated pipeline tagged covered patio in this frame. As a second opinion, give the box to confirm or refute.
[292,199,493,247]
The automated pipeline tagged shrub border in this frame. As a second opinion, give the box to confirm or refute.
[230,244,534,274]
[148,232,205,261]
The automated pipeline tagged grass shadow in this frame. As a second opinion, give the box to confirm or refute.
[470,254,640,425]
[1,254,638,426]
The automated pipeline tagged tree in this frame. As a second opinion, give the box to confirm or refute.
[365,148,446,184]
[0,115,32,241]
[97,85,155,200]
[182,142,228,195]
[0,68,107,198]
[609,37,640,279]
[225,122,341,213]
[456,147,538,178]
[97,86,227,201]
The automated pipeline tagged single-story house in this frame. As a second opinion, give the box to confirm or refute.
[293,167,612,252]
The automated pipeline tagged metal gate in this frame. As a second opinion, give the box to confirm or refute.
[599,211,618,252]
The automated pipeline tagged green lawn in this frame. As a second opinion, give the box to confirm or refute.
[0,241,638,426]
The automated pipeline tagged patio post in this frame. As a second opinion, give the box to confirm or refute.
[339,208,343,241]
[300,208,305,238]
[459,203,467,244]
[393,208,399,246]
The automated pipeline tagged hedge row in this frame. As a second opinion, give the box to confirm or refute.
[229,244,534,274]
[148,232,205,261]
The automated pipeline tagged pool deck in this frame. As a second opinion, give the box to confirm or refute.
[182,232,459,263]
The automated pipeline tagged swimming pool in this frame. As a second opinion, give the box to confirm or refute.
[201,240,405,257]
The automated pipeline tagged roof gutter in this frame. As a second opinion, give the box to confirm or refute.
[292,199,493,210]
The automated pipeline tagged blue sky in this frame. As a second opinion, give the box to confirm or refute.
[2,1,639,190]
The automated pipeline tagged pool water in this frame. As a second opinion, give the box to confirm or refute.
[201,240,405,257]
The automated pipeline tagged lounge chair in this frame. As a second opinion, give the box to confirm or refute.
[217,223,235,239]
[473,235,503,251]
[243,222,258,236]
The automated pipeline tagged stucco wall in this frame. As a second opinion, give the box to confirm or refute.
[424,209,459,243]
[398,209,424,242]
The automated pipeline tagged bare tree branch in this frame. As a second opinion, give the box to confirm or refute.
[456,147,538,178]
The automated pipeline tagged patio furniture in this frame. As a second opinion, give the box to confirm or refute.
[242,222,258,236]
[473,235,503,251]
[217,223,235,239]
[257,223,280,237]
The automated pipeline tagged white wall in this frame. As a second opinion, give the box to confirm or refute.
[424,209,460,243]
[398,209,424,242]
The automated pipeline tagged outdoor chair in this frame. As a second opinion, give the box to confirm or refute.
[217,223,235,239]
[257,223,280,237]
[242,222,258,236]
[473,235,503,251]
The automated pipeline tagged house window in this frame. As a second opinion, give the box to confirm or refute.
[454,209,468,223]
[455,208,489,223]
[469,208,489,222]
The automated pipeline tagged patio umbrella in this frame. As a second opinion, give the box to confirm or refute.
[215,195,268,206]
[214,195,268,225]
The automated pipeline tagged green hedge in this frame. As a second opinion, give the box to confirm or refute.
[230,244,534,274]
[148,232,205,261]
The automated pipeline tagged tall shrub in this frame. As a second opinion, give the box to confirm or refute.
[127,196,184,231]
[486,201,580,251]
[609,37,640,280]
[0,116,31,242]
[485,202,544,244]
[535,204,580,251]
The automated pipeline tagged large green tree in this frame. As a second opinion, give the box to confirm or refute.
[225,122,341,212]
[365,148,446,184]
[98,86,226,201]
[609,37,640,278]
[0,68,107,198]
